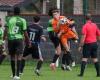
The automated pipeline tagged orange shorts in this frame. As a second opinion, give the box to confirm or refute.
[60,30,77,46]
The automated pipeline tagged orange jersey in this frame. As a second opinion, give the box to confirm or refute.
[51,16,71,33]
[51,16,78,47]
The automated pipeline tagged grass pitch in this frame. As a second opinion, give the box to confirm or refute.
[0,61,100,80]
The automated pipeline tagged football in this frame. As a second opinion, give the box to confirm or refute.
[59,17,68,24]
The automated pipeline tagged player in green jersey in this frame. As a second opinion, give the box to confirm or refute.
[4,7,30,80]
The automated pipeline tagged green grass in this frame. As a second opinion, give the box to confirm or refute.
[0,61,100,80]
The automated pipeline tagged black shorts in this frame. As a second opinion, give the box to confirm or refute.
[48,31,60,48]
[8,39,24,55]
[82,42,98,58]
[23,43,42,59]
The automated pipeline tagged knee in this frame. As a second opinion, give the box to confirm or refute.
[82,58,88,62]
[92,58,98,63]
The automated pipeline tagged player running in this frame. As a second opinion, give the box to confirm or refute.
[20,16,46,76]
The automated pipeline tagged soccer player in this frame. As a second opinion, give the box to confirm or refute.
[19,16,46,76]
[61,18,78,70]
[4,7,30,80]
[47,8,61,70]
[47,8,78,70]
[0,18,7,65]
[78,14,100,77]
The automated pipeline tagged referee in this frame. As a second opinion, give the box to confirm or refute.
[78,14,100,77]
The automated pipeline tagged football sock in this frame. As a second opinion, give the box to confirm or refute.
[36,60,43,70]
[16,60,20,76]
[62,54,66,65]
[20,59,25,73]
[94,62,100,76]
[11,60,15,77]
[52,54,59,63]
[80,61,87,76]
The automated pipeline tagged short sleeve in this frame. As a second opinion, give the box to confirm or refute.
[96,27,100,36]
[47,19,53,32]
[22,19,27,31]
[82,25,87,35]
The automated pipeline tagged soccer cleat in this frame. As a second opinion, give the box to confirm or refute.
[61,65,66,70]
[19,72,23,75]
[66,66,72,71]
[97,74,100,77]
[78,74,83,77]
[13,76,20,80]
[50,63,56,71]
[72,61,75,67]
[34,69,40,76]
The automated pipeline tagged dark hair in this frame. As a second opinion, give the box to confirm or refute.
[14,7,20,15]
[48,8,54,17]
[67,17,74,21]
[52,8,60,13]
[33,16,40,23]
[48,7,59,17]
[85,13,92,20]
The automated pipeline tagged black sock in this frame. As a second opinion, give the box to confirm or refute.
[20,59,25,73]
[16,60,20,76]
[62,54,66,65]
[67,52,73,63]
[36,60,43,70]
[11,60,15,77]
[52,54,59,63]
[80,61,87,76]
[94,62,100,76]
[66,54,70,65]
[0,55,6,65]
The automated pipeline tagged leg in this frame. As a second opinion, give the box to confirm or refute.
[93,58,100,77]
[33,44,43,76]
[49,32,61,70]
[78,58,88,76]
[61,52,67,70]
[16,54,23,77]
[50,44,61,70]
[10,54,16,77]
[19,57,26,74]
[19,47,30,74]
[91,42,100,77]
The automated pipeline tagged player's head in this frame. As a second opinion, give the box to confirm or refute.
[67,17,75,25]
[13,7,20,15]
[85,13,92,20]
[52,8,60,19]
[33,16,40,23]
[48,8,54,17]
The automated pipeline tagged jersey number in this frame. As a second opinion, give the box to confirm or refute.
[29,32,35,41]
[13,26,19,33]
